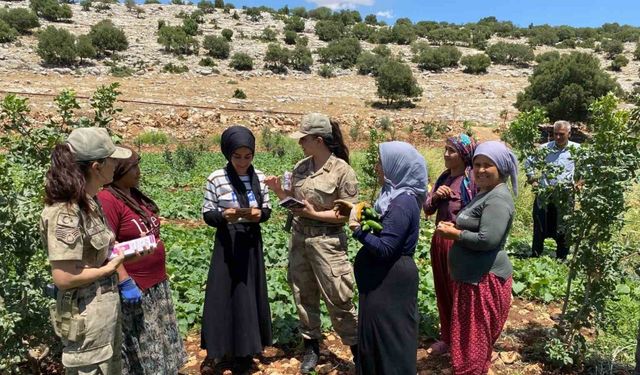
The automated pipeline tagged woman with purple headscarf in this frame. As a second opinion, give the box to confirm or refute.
[435,141,516,375]
[345,141,428,375]
[423,134,477,356]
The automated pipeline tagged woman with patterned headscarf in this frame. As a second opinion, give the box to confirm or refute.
[98,147,187,375]
[423,133,477,356]
[344,141,428,375]
[435,140,517,375]
[200,125,273,375]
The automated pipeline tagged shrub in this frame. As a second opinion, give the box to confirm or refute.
[244,7,261,22]
[610,54,629,71]
[162,62,189,73]
[199,56,216,66]
[171,0,185,4]
[30,0,72,22]
[144,0,161,3]
[364,14,377,25]
[283,30,297,45]
[391,22,416,45]
[527,26,559,46]
[318,64,335,78]
[535,50,560,64]
[80,0,92,11]
[317,37,361,68]
[600,39,624,59]
[109,64,134,77]
[76,34,96,61]
[351,22,373,40]
[197,0,215,13]
[634,42,640,61]
[264,43,290,73]
[37,26,76,65]
[486,42,534,66]
[260,27,277,42]
[368,27,393,44]
[291,6,307,18]
[221,28,233,41]
[89,19,128,55]
[415,45,461,71]
[376,59,422,105]
[308,6,332,20]
[356,51,386,76]
[135,131,169,145]
[229,52,253,70]
[515,52,622,122]
[202,35,230,58]
[372,44,392,57]
[0,20,17,43]
[158,25,199,55]
[284,15,305,32]
[232,88,246,99]
[314,20,344,42]
[289,43,312,71]
[0,8,39,34]
[182,17,199,36]
[214,0,224,7]
[460,53,491,74]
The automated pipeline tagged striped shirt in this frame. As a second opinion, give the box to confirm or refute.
[203,168,271,222]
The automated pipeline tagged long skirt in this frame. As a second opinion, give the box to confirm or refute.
[201,225,272,359]
[450,273,512,375]
[354,252,419,375]
[121,279,187,375]
[430,233,455,345]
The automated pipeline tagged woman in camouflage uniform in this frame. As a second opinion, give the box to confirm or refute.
[41,127,130,375]
[265,113,359,374]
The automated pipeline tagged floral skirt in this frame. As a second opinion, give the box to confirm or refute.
[121,279,188,375]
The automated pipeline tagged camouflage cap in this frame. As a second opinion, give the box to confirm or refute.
[66,127,132,161]
[289,113,332,139]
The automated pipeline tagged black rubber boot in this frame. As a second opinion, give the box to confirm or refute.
[300,339,320,374]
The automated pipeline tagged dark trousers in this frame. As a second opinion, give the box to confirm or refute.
[531,196,569,259]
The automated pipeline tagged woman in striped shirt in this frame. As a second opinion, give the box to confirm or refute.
[200,125,272,375]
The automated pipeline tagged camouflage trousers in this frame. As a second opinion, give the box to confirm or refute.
[57,275,123,375]
[288,227,358,346]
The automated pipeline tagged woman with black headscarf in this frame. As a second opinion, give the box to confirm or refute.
[200,125,272,375]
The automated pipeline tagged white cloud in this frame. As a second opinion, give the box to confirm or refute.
[375,10,393,19]
[306,0,374,10]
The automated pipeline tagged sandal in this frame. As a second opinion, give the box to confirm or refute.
[427,340,449,356]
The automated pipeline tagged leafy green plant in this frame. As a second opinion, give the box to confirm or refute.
[162,62,189,73]
[229,52,253,71]
[318,64,335,78]
[135,130,169,145]
[460,53,491,74]
[232,88,246,99]
[202,35,230,59]
[375,59,423,105]
[89,19,128,55]
[36,26,77,65]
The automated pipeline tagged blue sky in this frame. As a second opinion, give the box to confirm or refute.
[233,0,640,27]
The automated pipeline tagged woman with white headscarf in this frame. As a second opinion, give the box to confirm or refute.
[435,140,516,375]
[345,141,428,375]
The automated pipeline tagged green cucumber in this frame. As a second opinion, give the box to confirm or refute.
[361,224,370,232]
[364,220,383,232]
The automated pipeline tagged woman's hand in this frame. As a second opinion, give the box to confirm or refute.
[264,176,282,192]
[223,208,240,222]
[245,208,262,222]
[105,252,125,274]
[434,185,453,201]
[435,221,462,240]
[291,200,316,219]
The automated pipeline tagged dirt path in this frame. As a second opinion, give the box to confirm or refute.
[179,298,569,375]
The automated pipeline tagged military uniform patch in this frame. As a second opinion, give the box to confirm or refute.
[55,226,81,245]
[344,182,358,197]
[57,213,80,228]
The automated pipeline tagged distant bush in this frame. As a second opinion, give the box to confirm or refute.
[460,53,491,74]
[527,26,559,46]
[264,43,290,73]
[76,34,96,61]
[182,17,199,36]
[198,56,216,67]
[203,35,230,58]
[283,30,297,45]
[610,54,629,71]
[376,59,422,105]
[30,0,72,22]
[197,0,215,13]
[315,20,344,42]
[109,64,134,77]
[486,42,534,66]
[372,44,392,57]
[317,37,361,68]
[391,22,416,45]
[364,14,377,25]
[171,0,185,5]
[427,27,470,46]
[157,25,199,55]
[135,131,169,145]
[351,22,373,40]
[318,64,335,78]
[89,19,128,55]
[634,42,640,61]
[289,43,312,71]
[80,0,92,11]
[229,52,253,70]
[162,62,189,73]
[232,88,246,99]
[600,39,624,59]
[515,52,622,122]
[284,15,305,32]
[221,28,233,40]
[37,26,76,65]
[368,27,394,44]
[144,0,161,3]
[0,20,17,43]
[356,52,386,76]
[414,45,461,71]
[260,27,277,42]
[214,0,224,8]
[308,6,332,20]
[291,7,307,18]
[0,8,39,34]
[534,51,561,64]
[244,7,262,22]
